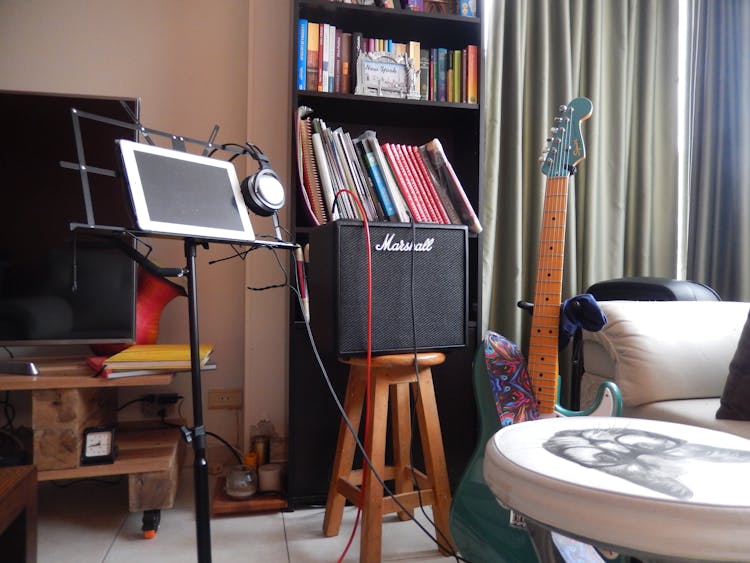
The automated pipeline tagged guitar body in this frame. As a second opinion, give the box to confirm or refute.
[450,98,626,562]
[449,335,623,563]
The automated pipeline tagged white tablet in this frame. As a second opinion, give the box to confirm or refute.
[118,139,255,242]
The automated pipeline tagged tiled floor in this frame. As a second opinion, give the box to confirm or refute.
[37,471,457,562]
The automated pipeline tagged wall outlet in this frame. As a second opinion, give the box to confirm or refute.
[207,389,243,410]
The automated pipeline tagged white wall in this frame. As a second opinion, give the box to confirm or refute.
[0,0,293,461]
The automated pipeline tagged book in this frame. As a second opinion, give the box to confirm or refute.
[446,49,454,103]
[367,135,411,222]
[419,48,430,100]
[341,32,352,93]
[103,343,214,370]
[354,132,398,220]
[406,144,452,223]
[296,106,326,225]
[317,23,325,91]
[422,138,482,233]
[311,130,339,220]
[417,144,462,224]
[87,355,217,379]
[306,22,319,91]
[466,44,478,103]
[328,24,336,92]
[382,142,427,222]
[430,47,438,100]
[436,47,448,102]
[321,125,359,218]
[341,130,379,220]
[334,28,343,93]
[321,23,331,92]
[297,18,307,90]
[458,0,476,17]
[452,49,462,102]
[351,32,363,92]
[333,128,377,220]
[393,143,434,221]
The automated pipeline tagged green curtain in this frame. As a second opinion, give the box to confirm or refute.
[481,0,682,344]
[686,0,750,301]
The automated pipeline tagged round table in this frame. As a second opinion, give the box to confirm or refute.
[483,416,750,561]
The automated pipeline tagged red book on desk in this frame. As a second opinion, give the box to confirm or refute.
[86,356,173,379]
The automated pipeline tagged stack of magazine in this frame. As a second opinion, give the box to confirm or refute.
[87,344,215,379]
[296,106,481,233]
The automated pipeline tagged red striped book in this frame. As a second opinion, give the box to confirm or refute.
[395,143,440,223]
[382,143,428,222]
[405,144,451,224]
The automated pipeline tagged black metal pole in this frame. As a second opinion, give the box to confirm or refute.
[185,238,212,562]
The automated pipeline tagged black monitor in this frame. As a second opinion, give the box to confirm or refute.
[0,90,139,358]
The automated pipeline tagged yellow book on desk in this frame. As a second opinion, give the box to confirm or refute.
[104,344,214,371]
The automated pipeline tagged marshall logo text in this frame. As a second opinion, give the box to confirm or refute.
[374,233,435,252]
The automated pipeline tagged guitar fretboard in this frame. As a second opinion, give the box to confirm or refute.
[528,176,568,414]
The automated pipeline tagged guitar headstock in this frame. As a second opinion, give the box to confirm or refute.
[540,97,593,178]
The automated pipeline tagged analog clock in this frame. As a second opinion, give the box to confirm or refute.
[81,425,118,465]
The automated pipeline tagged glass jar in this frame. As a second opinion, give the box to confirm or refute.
[224,464,258,499]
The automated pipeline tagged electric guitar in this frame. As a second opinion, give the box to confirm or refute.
[449,98,624,562]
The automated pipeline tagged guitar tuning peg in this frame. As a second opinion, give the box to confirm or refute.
[559,104,569,113]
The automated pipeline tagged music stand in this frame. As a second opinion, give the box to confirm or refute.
[63,106,296,563]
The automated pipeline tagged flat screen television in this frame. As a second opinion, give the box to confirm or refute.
[0,90,140,367]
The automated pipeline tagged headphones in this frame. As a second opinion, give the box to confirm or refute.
[240,143,286,217]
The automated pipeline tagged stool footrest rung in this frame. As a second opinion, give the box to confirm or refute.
[382,489,436,515]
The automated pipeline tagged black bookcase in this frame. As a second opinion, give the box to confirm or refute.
[287,0,483,507]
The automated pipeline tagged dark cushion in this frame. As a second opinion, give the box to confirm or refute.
[717,311,750,420]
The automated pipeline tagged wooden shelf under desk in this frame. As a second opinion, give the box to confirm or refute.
[38,426,182,482]
[0,357,187,514]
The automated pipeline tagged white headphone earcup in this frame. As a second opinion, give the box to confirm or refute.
[242,169,285,216]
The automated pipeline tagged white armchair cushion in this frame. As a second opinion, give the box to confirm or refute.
[582,301,750,407]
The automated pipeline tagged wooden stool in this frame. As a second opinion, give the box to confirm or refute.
[323,352,455,562]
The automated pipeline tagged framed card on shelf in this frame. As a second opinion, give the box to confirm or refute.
[355,52,420,100]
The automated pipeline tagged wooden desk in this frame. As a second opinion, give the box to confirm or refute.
[0,465,37,563]
[0,358,183,533]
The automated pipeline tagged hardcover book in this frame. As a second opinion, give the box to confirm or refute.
[306,22,319,91]
[104,344,214,370]
[422,138,482,233]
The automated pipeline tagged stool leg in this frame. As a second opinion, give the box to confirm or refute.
[391,380,413,521]
[323,372,366,537]
[360,373,390,563]
[414,370,456,555]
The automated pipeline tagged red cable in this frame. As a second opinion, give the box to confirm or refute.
[334,190,372,563]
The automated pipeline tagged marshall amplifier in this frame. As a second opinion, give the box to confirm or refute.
[308,220,468,357]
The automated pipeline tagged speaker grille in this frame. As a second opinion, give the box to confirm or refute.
[309,221,467,356]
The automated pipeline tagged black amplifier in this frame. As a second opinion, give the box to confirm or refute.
[308,220,468,357]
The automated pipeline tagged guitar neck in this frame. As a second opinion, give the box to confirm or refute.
[528,176,568,414]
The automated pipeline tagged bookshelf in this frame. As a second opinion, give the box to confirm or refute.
[287,0,483,507]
